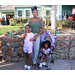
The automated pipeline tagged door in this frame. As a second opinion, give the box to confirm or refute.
[6,14,14,25]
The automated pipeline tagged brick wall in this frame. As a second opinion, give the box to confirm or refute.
[0,35,75,62]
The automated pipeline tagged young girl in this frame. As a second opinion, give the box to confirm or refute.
[21,24,35,70]
[39,40,51,67]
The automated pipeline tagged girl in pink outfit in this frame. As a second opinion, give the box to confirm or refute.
[21,24,34,70]
[39,41,51,67]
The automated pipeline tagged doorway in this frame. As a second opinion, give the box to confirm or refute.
[6,14,14,25]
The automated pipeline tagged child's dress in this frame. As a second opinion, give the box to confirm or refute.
[40,48,51,57]
[23,32,34,54]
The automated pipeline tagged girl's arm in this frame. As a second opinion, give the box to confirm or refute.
[21,33,27,46]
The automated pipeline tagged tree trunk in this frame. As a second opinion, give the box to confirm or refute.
[51,5,56,30]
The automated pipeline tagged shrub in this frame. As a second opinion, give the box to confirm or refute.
[46,20,72,28]
[56,20,72,28]
[9,18,28,26]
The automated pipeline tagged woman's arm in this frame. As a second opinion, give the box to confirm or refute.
[34,19,44,39]
[27,18,31,23]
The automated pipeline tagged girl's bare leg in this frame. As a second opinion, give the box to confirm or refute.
[28,54,31,66]
[25,53,28,65]
[41,55,44,63]
[46,54,48,63]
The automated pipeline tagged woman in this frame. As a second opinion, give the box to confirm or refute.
[27,6,44,70]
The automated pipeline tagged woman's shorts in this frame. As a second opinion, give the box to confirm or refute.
[23,46,32,54]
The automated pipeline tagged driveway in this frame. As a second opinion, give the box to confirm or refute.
[0,59,74,70]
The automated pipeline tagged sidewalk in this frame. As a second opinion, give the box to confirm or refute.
[0,59,74,70]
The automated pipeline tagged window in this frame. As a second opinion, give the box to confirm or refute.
[25,10,31,18]
[18,10,23,18]
[46,9,51,16]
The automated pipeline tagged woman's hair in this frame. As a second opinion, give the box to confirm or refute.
[31,6,38,12]
[42,40,51,48]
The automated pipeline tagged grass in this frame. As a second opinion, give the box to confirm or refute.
[45,25,51,30]
[0,26,19,34]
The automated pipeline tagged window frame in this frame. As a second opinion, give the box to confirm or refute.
[24,9,31,18]
[45,8,51,17]
[17,9,23,18]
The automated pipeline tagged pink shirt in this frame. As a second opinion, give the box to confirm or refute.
[42,48,51,54]
[24,32,34,47]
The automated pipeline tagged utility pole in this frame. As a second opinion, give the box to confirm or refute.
[51,5,56,31]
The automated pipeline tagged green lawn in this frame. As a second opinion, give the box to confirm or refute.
[0,26,19,34]
[0,25,51,34]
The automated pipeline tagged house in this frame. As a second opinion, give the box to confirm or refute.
[0,5,75,25]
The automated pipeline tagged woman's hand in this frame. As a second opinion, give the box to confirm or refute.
[34,35,38,39]
[30,35,37,41]
[30,37,36,41]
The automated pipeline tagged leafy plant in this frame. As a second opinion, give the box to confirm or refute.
[9,18,28,26]
[56,20,72,28]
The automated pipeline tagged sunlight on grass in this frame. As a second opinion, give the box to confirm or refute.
[0,26,19,34]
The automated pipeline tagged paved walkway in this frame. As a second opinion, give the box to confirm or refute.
[0,59,74,70]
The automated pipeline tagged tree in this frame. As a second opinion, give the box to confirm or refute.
[51,5,56,31]
[0,5,2,8]
[36,5,52,26]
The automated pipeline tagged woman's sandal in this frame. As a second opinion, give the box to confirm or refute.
[33,66,35,70]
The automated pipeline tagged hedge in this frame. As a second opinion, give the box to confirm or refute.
[47,20,72,28]
[9,18,28,26]
[56,20,72,28]
[9,18,72,28]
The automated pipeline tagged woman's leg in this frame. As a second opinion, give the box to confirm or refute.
[33,35,40,65]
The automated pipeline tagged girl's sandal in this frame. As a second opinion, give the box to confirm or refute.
[23,65,28,70]
[27,66,31,70]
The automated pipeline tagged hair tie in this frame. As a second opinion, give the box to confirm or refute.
[24,23,29,26]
